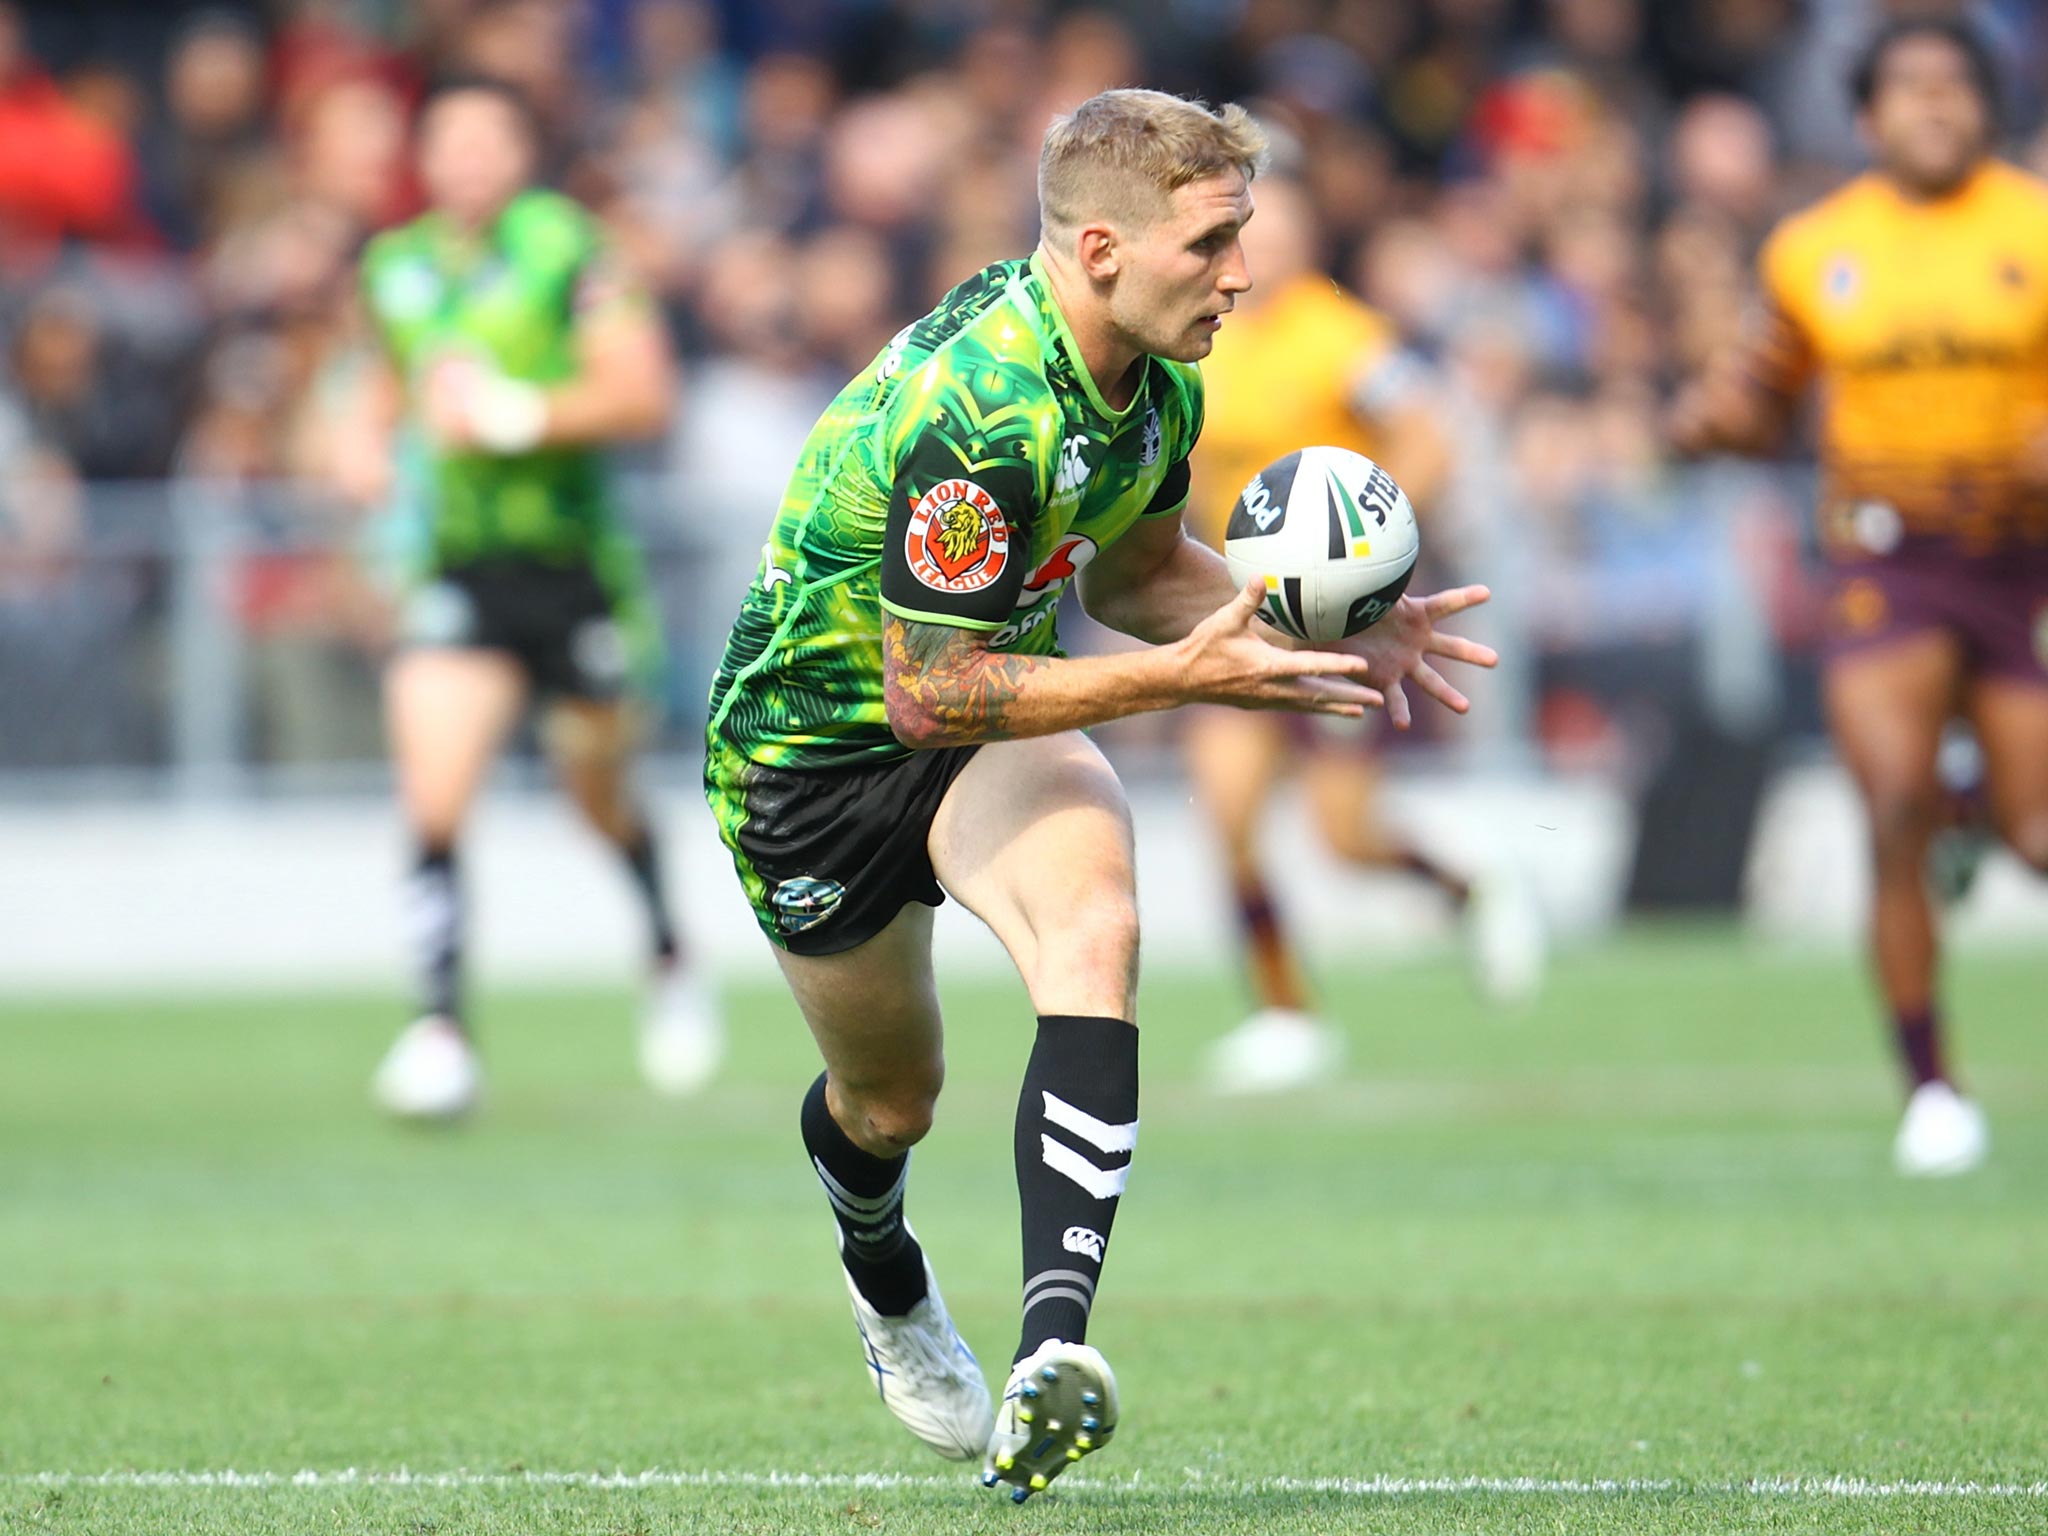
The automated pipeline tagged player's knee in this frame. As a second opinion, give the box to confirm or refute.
[1035,889,1140,997]
[831,1059,944,1155]
[845,1088,939,1154]
[1865,782,1941,869]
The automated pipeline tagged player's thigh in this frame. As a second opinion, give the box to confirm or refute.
[1967,678,2048,867]
[1822,633,1961,841]
[775,901,946,1143]
[384,648,528,833]
[1182,706,1289,847]
[928,732,1139,1020]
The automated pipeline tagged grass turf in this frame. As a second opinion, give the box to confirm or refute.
[3,928,2045,1533]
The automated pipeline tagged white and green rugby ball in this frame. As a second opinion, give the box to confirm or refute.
[1223,445,1419,642]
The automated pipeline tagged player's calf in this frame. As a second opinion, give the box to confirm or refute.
[1011,1015,1138,1361]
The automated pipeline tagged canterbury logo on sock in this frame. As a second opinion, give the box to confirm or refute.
[1038,1091,1137,1200]
[1062,1225,1104,1261]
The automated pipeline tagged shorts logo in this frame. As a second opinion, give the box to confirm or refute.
[1850,500,1902,555]
[905,478,1010,593]
[1022,534,1098,593]
[1835,577,1889,636]
[1061,1225,1104,1262]
[571,618,628,687]
[770,875,845,934]
[2033,603,2048,671]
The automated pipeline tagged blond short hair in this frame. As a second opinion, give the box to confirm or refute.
[1039,88,1269,240]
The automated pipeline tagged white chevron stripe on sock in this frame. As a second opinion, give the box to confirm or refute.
[1041,1092,1137,1155]
[1040,1135,1128,1200]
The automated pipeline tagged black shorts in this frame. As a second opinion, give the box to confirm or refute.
[400,561,633,700]
[703,737,981,956]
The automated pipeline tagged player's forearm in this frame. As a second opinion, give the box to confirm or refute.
[1080,531,1236,645]
[536,368,675,447]
[1671,373,1791,459]
[883,616,1190,747]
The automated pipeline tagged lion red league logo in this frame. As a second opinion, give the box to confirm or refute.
[906,478,1009,592]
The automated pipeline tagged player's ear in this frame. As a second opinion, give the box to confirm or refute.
[1075,222,1122,281]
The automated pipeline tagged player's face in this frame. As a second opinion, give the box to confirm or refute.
[419,92,536,226]
[1861,34,1989,197]
[1113,170,1255,363]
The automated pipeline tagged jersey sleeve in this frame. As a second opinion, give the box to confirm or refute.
[879,408,1043,631]
[1138,454,1191,518]
[570,240,650,326]
[1139,362,1202,518]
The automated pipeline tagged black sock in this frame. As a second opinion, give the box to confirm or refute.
[405,842,463,1027]
[1894,1006,1947,1090]
[1014,1015,1139,1362]
[801,1072,928,1315]
[621,823,679,965]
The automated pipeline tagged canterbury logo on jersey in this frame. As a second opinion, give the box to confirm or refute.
[1054,434,1092,497]
[1038,1091,1137,1200]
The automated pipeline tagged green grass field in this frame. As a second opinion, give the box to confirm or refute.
[4,929,2046,1534]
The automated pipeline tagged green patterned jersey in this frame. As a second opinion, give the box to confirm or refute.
[361,189,639,574]
[708,253,1204,768]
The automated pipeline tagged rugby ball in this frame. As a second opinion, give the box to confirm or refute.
[1223,446,1419,642]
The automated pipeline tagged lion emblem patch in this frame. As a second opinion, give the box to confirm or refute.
[904,478,1010,593]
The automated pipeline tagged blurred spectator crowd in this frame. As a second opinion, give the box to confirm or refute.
[0,0,2044,776]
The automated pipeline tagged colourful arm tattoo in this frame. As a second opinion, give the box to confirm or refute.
[882,615,1052,747]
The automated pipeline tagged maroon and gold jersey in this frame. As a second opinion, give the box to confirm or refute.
[1750,162,2048,556]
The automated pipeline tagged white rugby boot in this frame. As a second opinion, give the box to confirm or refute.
[1466,865,1546,1007]
[371,1015,480,1121]
[639,962,723,1097]
[983,1339,1120,1503]
[842,1251,993,1461]
[1893,1081,1988,1177]
[1205,1007,1344,1094]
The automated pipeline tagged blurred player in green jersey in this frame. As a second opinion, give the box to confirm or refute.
[339,77,718,1119]
[705,89,1495,1498]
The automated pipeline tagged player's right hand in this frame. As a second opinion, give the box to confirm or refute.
[1174,578,1384,716]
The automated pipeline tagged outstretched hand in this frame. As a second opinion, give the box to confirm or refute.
[1352,585,1497,728]
[1176,578,1387,716]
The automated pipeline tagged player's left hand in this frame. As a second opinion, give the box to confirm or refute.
[1353,585,1497,729]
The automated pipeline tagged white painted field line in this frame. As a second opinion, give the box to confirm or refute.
[7,1470,2047,1498]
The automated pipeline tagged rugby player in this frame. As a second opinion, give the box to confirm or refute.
[1183,177,1544,1093]
[1672,18,2048,1175]
[341,77,720,1118]
[704,90,1495,1498]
